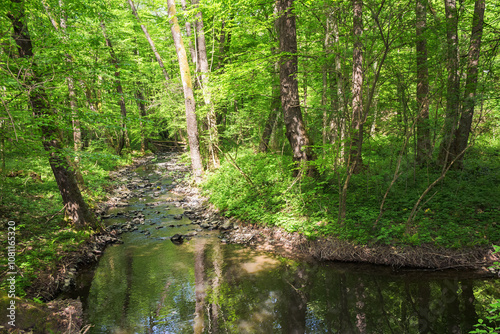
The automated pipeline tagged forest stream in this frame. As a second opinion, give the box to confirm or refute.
[63,152,499,334]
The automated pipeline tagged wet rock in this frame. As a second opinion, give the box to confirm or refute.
[171,234,184,244]
[174,214,183,220]
[155,226,164,229]
[200,222,211,229]
[220,221,233,230]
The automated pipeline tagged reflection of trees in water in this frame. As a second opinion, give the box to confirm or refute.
[202,256,486,334]
[194,238,207,334]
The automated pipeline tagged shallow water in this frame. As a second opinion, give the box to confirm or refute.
[70,156,500,334]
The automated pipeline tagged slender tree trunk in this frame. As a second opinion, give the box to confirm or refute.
[44,1,84,184]
[437,0,460,167]
[259,75,280,153]
[57,1,82,162]
[416,0,431,164]
[8,2,96,228]
[192,0,220,169]
[450,0,485,168]
[333,7,347,162]
[134,88,148,153]
[180,0,198,69]
[0,119,5,172]
[322,5,332,154]
[167,0,203,181]
[100,21,128,155]
[350,0,364,174]
[128,0,170,82]
[276,0,315,176]
[339,0,364,223]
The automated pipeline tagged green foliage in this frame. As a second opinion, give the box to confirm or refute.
[0,144,131,296]
[203,140,500,248]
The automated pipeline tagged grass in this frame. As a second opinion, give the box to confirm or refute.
[202,141,500,249]
[0,142,142,297]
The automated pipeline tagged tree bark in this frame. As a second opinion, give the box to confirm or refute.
[416,0,431,164]
[100,21,128,155]
[437,0,460,167]
[134,88,148,153]
[167,0,203,181]
[450,0,485,168]
[8,1,96,228]
[192,0,220,169]
[180,0,198,68]
[276,0,315,176]
[349,0,364,174]
[128,0,170,82]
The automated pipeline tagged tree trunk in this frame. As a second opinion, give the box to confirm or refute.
[416,0,431,164]
[192,0,220,169]
[134,88,148,153]
[0,119,5,172]
[450,0,485,168]
[57,1,82,162]
[259,76,280,153]
[8,2,96,228]
[437,0,460,167]
[100,21,128,155]
[276,0,315,176]
[339,0,364,223]
[167,0,203,181]
[128,0,170,82]
[349,0,364,174]
[180,0,198,68]
[333,7,347,162]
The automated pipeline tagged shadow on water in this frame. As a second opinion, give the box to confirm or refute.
[69,157,499,334]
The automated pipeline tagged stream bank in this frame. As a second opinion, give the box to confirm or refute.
[3,151,498,333]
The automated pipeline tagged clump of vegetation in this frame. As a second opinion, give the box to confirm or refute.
[203,143,500,249]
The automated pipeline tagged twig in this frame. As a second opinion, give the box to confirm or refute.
[46,204,67,224]
[374,124,413,227]
[214,144,262,196]
[80,324,93,334]
[405,144,471,233]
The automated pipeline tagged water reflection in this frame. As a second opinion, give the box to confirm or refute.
[78,158,499,333]
[81,234,499,334]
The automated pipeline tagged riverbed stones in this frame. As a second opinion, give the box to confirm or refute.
[171,234,184,244]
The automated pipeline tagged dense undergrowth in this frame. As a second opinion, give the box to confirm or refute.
[202,139,500,249]
[0,142,139,297]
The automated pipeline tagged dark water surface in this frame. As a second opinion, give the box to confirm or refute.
[71,157,499,334]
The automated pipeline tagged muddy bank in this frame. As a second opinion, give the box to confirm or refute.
[221,223,499,274]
